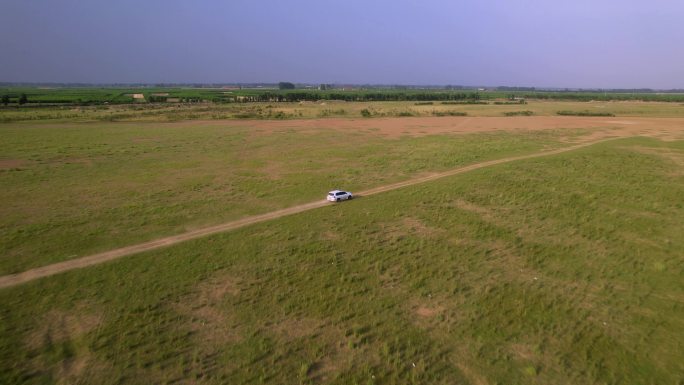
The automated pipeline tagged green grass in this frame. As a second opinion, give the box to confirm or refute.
[0,121,570,274]
[0,137,682,384]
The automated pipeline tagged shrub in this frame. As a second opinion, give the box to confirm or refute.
[441,101,488,105]
[319,108,347,117]
[557,110,615,117]
[504,110,534,116]
[494,100,527,105]
[431,111,467,117]
[360,109,372,117]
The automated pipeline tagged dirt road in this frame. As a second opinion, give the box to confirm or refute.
[0,137,633,289]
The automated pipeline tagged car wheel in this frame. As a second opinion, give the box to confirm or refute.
[348,195,353,200]
[336,198,340,202]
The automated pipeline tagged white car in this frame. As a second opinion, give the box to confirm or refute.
[327,190,354,202]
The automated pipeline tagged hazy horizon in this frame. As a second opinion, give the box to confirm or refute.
[2,0,683,89]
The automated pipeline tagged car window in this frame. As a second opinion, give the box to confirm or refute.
[336,192,344,196]
[328,193,334,196]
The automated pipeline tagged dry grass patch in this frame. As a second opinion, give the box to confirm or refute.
[174,275,243,348]
[321,230,341,241]
[268,317,323,340]
[51,355,112,385]
[26,306,102,350]
[24,304,107,385]
[455,360,489,385]
[306,339,355,384]
[0,159,27,170]
[258,160,287,180]
[627,146,684,175]
[401,217,447,238]
[269,318,353,383]
[451,198,497,218]
[510,343,539,361]
[307,356,342,384]
[415,306,445,318]
[379,217,447,241]
[408,296,453,330]
[378,264,406,293]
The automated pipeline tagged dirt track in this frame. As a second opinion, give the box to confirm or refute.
[0,137,626,289]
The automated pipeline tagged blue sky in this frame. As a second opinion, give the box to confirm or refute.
[1,0,683,88]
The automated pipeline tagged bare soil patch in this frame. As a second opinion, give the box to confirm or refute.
[168,116,684,140]
[321,230,341,241]
[269,317,322,340]
[416,306,445,318]
[510,343,537,361]
[0,159,26,170]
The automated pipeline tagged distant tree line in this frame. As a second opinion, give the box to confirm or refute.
[147,95,165,103]
[516,92,684,102]
[4,87,684,106]
[0,94,28,105]
[234,91,484,103]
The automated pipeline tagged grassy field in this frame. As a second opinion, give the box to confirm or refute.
[0,137,682,384]
[2,100,684,123]
[0,120,576,274]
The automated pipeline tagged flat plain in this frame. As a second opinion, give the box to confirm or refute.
[1,101,683,384]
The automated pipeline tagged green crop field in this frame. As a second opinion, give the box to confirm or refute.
[0,105,683,384]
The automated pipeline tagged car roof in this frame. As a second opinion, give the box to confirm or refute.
[328,190,345,194]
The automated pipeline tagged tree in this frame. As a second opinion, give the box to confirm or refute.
[278,82,295,90]
[18,93,28,105]
[1,95,9,106]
